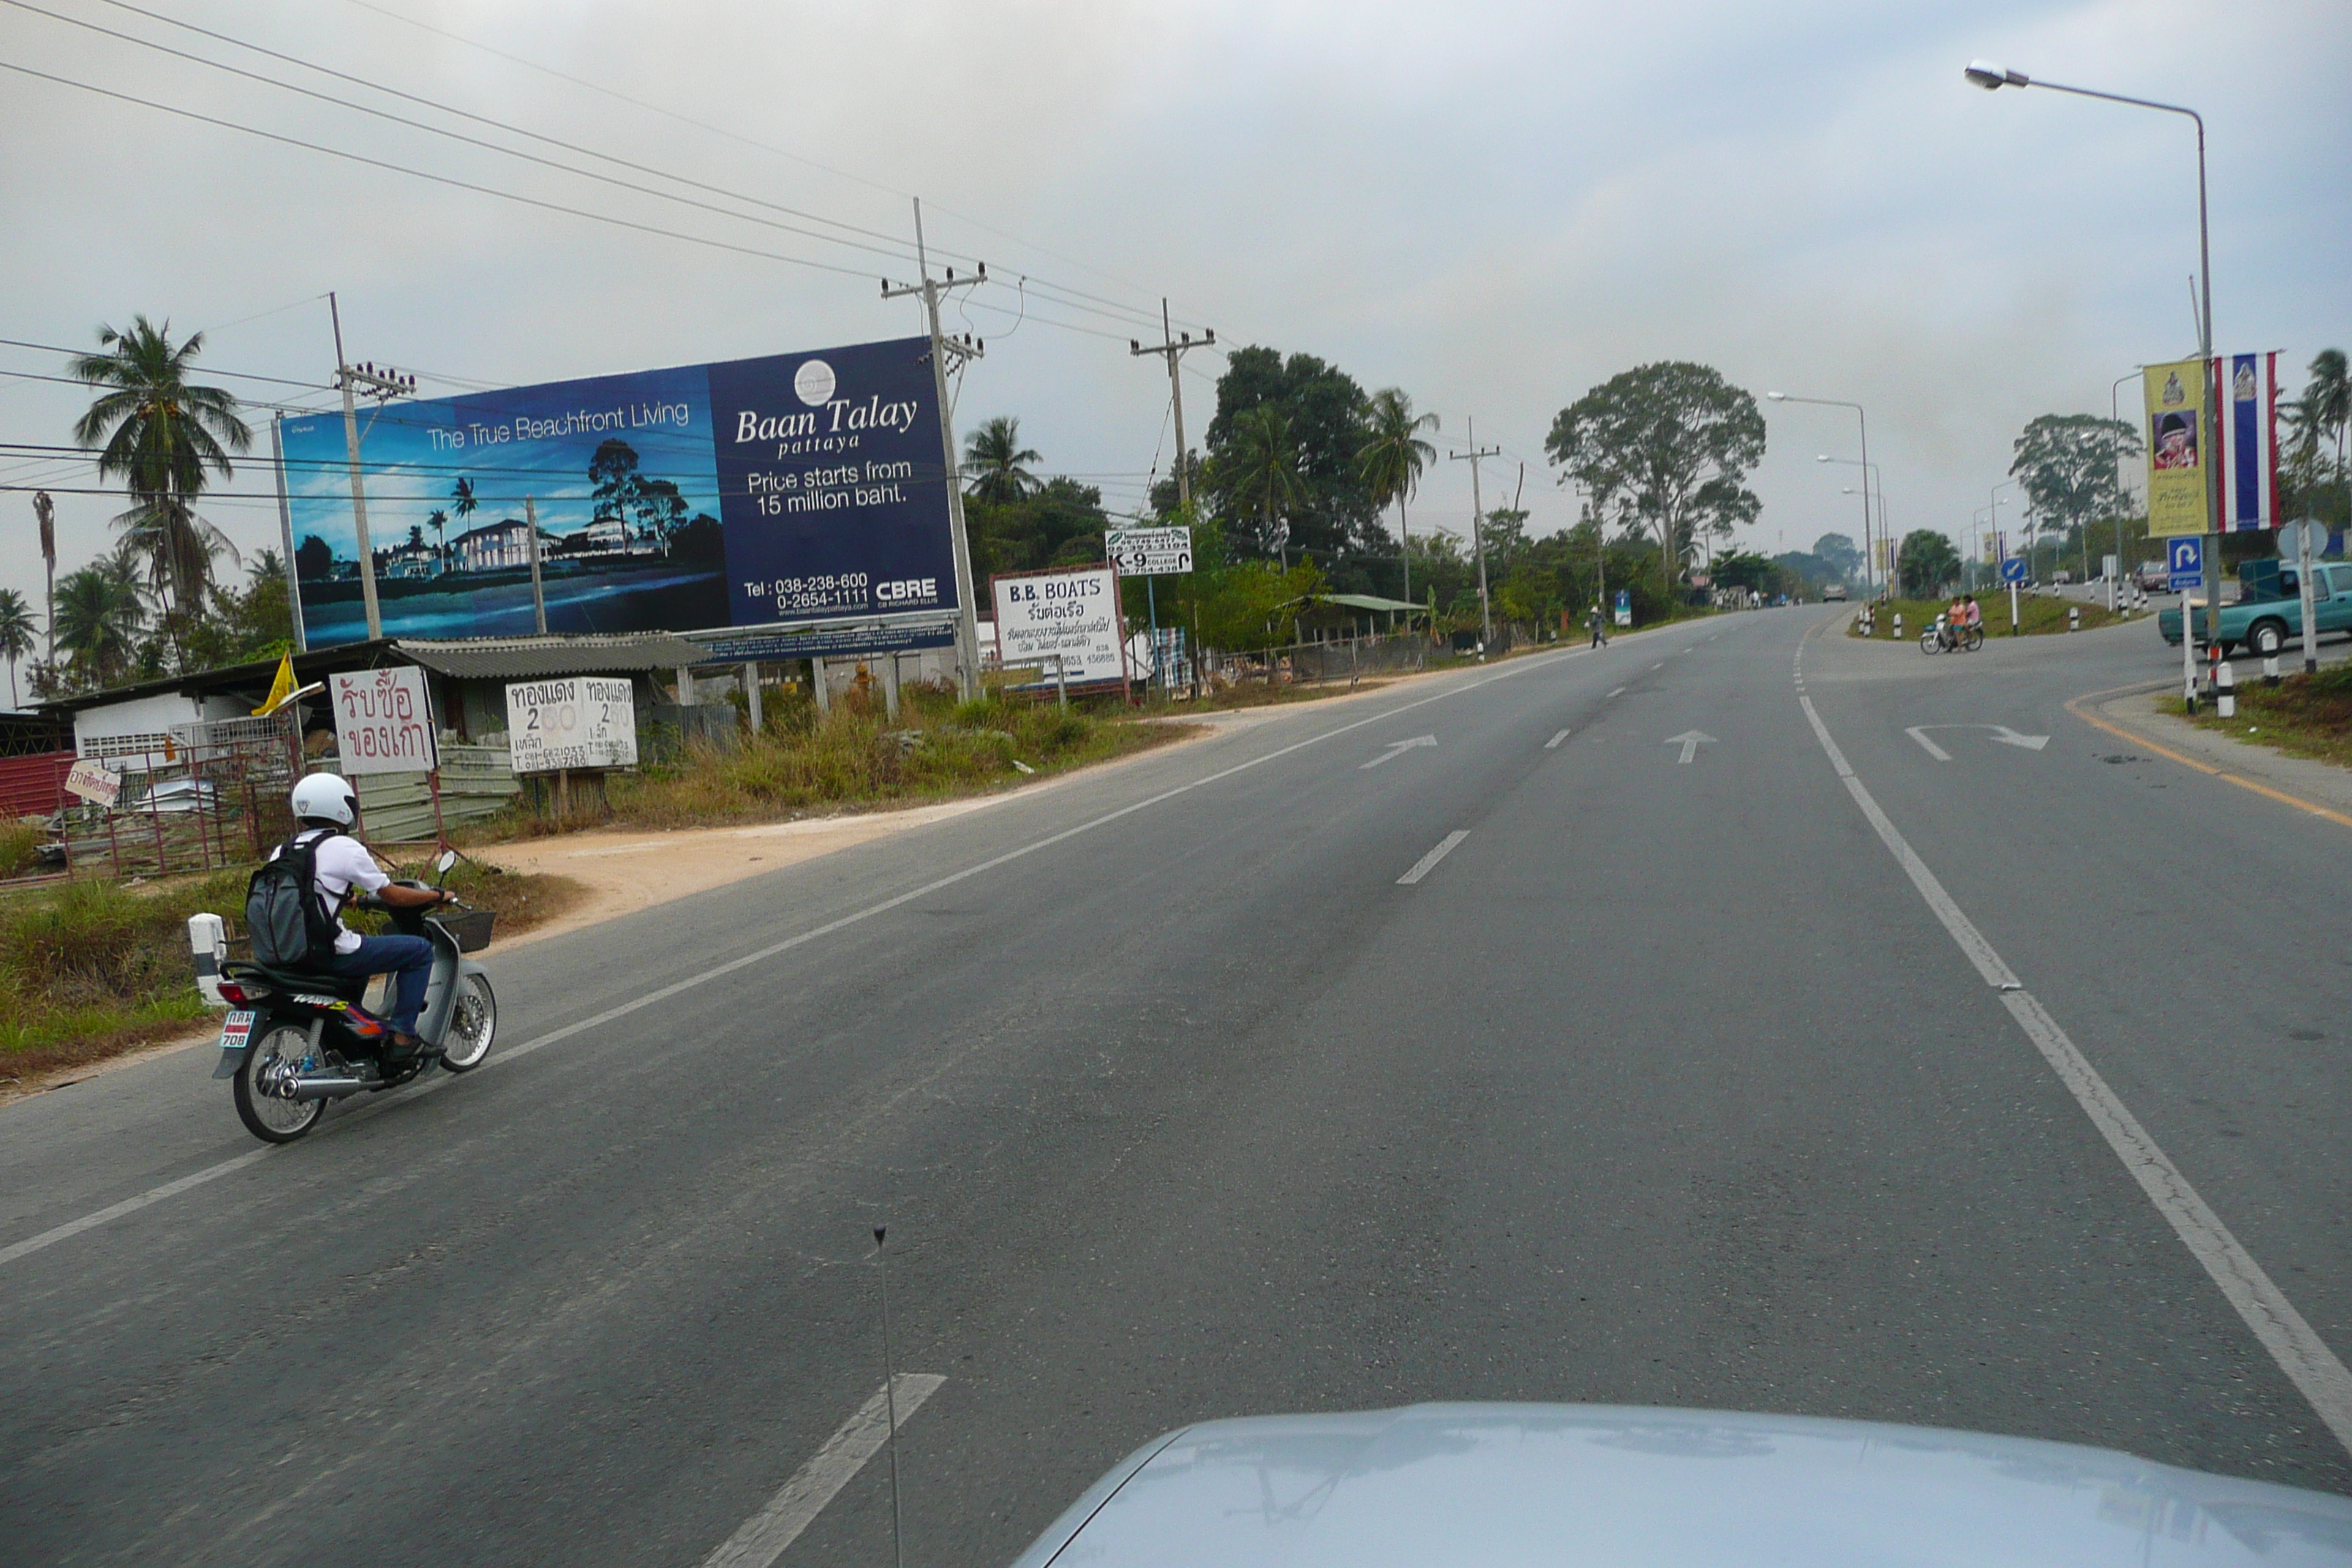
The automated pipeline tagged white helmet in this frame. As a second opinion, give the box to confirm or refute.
[290,772,358,826]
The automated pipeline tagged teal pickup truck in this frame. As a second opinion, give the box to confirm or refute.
[2159,559,2352,655]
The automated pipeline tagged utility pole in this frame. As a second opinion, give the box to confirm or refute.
[328,292,415,642]
[1450,416,1500,647]
[883,200,987,702]
[1131,302,1215,696]
[1131,301,1213,513]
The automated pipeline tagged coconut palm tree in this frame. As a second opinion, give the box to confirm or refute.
[1219,407,1307,564]
[52,557,148,688]
[450,476,478,559]
[425,508,449,574]
[2298,350,2348,517]
[1357,388,1439,603]
[69,317,251,624]
[963,416,1041,505]
[0,588,37,707]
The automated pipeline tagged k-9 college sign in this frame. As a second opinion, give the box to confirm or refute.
[281,337,959,649]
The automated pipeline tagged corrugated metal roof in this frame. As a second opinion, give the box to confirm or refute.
[395,633,709,680]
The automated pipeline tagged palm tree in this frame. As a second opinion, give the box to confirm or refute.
[1357,388,1439,603]
[425,508,449,574]
[34,490,56,662]
[963,416,1041,505]
[52,558,148,688]
[451,476,478,552]
[69,317,251,624]
[1219,407,1307,565]
[2302,350,2348,518]
[0,588,37,707]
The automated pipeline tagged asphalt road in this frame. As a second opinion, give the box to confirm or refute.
[5,606,2348,1567]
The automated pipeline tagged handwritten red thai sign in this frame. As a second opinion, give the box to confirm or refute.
[329,668,439,776]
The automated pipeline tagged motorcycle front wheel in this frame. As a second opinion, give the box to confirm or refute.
[438,973,497,1073]
[233,1020,325,1143]
[1920,630,1942,654]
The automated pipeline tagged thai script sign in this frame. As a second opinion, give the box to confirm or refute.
[505,676,638,774]
[330,668,439,775]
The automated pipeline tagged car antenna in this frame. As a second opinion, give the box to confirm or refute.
[875,1225,907,1568]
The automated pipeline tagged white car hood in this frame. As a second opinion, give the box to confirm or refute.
[1010,1403,2352,1568]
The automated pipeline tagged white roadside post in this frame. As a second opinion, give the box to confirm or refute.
[187,913,227,1006]
[2295,519,2321,675]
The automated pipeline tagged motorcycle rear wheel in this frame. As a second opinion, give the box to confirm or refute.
[438,973,497,1073]
[233,1021,325,1143]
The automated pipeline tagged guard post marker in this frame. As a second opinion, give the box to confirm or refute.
[2217,659,2236,719]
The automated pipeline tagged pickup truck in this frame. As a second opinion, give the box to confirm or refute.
[2159,558,2352,655]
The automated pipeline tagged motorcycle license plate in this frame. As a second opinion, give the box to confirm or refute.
[217,1010,256,1050]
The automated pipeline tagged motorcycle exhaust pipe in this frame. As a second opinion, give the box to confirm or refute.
[278,1071,372,1102]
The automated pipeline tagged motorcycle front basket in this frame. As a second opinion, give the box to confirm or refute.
[440,909,496,953]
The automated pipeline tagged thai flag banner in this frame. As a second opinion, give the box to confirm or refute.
[2212,351,2279,530]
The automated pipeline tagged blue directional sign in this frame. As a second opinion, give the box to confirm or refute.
[2167,535,2203,590]
[1999,557,2027,585]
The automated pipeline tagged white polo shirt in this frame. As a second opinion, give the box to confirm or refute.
[270,829,389,955]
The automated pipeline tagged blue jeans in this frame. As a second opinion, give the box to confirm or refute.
[330,934,434,1036]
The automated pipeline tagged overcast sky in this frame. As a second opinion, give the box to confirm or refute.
[3,0,2346,625]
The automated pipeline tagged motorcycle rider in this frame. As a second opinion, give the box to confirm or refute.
[281,773,448,1061]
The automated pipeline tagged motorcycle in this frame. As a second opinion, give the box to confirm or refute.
[1920,616,1986,655]
[211,850,498,1144]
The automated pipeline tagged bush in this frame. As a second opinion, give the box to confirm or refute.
[0,819,43,879]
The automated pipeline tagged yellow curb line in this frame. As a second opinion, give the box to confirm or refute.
[2064,684,2352,831]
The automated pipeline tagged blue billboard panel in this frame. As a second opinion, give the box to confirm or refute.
[280,338,954,649]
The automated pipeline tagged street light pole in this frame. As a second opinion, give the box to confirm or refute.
[1967,62,2217,691]
[1769,392,1872,593]
[2109,369,2142,611]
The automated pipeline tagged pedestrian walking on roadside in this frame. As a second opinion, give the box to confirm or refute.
[1586,603,1608,648]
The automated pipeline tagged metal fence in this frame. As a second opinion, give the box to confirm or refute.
[64,711,304,878]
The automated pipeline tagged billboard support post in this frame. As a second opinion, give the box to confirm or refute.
[524,496,549,636]
[270,414,306,653]
[884,200,987,703]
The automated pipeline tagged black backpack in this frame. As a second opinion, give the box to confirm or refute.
[246,828,347,969]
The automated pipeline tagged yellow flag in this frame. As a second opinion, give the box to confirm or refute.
[2144,358,2210,538]
[254,652,297,716]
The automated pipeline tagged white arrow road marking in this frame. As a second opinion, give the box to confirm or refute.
[1545,728,1571,750]
[1397,830,1470,885]
[1664,730,1716,764]
[1905,726,1954,762]
[1906,723,2050,762]
[701,1374,946,1568]
[1360,735,1437,769]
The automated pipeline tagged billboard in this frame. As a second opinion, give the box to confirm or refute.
[992,565,1128,685]
[2143,358,2209,539]
[281,337,955,648]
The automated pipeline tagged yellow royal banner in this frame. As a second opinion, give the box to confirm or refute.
[2144,358,2209,538]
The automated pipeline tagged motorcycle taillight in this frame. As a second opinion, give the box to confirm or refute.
[216,980,249,1004]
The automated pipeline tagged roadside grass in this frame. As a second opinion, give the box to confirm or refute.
[474,682,1195,838]
[0,855,584,1085]
[2181,662,2352,769]
[1846,593,2132,640]
[0,820,40,878]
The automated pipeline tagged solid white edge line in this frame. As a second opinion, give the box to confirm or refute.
[700,1373,946,1568]
[1796,690,2352,1457]
[5,649,1592,1270]
[1397,830,1470,886]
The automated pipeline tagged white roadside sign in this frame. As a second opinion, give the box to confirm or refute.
[1104,525,1194,578]
[329,667,440,775]
[505,676,639,773]
[63,757,123,807]
[992,565,1128,685]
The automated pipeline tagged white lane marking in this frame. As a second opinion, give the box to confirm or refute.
[1905,726,1954,762]
[3,650,1588,1269]
[1396,831,1470,886]
[1664,730,1716,764]
[700,1374,946,1568]
[1607,686,1627,698]
[1360,734,1436,770]
[0,1147,269,1267]
[1545,728,1571,750]
[1797,690,2352,1458]
[1650,662,1664,671]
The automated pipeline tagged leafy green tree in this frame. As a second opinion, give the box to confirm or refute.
[1545,362,1765,599]
[2008,412,2140,576]
[587,439,642,527]
[964,416,1041,505]
[1896,529,1961,596]
[53,554,148,687]
[1215,406,1308,562]
[1205,347,1377,564]
[69,317,250,627]
[1812,532,1862,584]
[0,587,37,706]
[1357,388,1439,601]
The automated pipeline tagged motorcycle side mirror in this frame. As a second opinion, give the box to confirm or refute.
[434,849,458,883]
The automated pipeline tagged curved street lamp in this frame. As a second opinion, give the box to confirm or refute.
[1769,391,1874,592]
